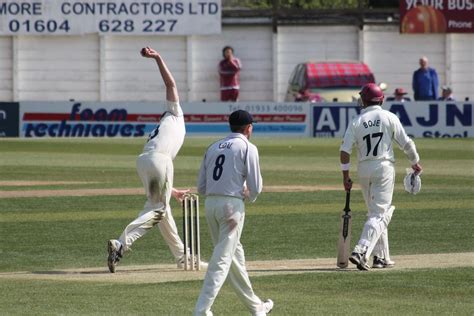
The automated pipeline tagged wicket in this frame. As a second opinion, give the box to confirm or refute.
[182,194,201,271]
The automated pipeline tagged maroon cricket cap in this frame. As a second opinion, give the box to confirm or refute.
[229,110,254,126]
[359,83,384,103]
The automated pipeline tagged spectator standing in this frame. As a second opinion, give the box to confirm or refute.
[386,88,411,102]
[412,56,439,101]
[438,85,456,101]
[219,46,242,102]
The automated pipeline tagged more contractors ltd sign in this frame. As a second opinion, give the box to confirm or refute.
[0,0,221,35]
[400,0,473,33]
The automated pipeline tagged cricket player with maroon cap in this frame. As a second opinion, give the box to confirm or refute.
[340,83,423,270]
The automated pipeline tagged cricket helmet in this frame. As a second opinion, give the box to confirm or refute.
[359,83,384,105]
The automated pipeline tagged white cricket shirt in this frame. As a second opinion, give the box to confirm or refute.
[340,105,412,163]
[197,133,262,202]
[142,100,185,160]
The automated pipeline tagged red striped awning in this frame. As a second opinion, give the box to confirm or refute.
[306,62,375,88]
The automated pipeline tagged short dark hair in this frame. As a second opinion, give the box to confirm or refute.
[230,124,247,133]
[222,46,234,57]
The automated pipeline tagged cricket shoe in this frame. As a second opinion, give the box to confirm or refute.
[255,299,274,316]
[263,299,274,314]
[107,239,123,273]
[372,256,395,269]
[176,256,208,270]
[349,252,370,271]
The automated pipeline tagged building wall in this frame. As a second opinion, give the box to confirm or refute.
[103,36,188,101]
[363,25,446,100]
[0,37,12,101]
[449,34,473,101]
[16,35,100,101]
[192,25,273,102]
[0,25,472,103]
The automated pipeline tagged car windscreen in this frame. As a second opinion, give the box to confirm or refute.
[306,63,375,88]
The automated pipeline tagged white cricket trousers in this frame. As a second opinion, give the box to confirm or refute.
[354,160,395,260]
[194,196,265,316]
[118,152,184,260]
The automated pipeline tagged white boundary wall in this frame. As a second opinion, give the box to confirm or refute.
[362,26,446,98]
[0,25,473,102]
[16,35,100,101]
[191,25,273,102]
[103,36,187,101]
[0,36,12,100]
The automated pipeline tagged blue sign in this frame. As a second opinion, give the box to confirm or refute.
[0,102,19,137]
[313,102,473,138]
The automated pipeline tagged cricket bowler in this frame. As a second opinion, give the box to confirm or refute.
[107,46,206,273]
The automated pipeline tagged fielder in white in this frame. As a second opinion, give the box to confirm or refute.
[107,46,206,273]
[194,110,273,316]
[340,83,423,270]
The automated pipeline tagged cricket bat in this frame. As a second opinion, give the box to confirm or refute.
[337,190,352,268]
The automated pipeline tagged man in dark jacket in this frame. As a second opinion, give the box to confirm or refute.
[412,56,439,101]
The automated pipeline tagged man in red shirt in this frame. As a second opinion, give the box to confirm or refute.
[219,46,242,102]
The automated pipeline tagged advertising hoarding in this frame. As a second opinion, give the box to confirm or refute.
[313,102,473,138]
[0,0,221,35]
[19,101,311,138]
[0,102,19,137]
[400,0,473,33]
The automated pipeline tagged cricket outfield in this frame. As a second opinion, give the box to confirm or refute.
[0,137,473,315]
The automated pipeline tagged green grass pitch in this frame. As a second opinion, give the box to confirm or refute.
[0,137,473,315]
